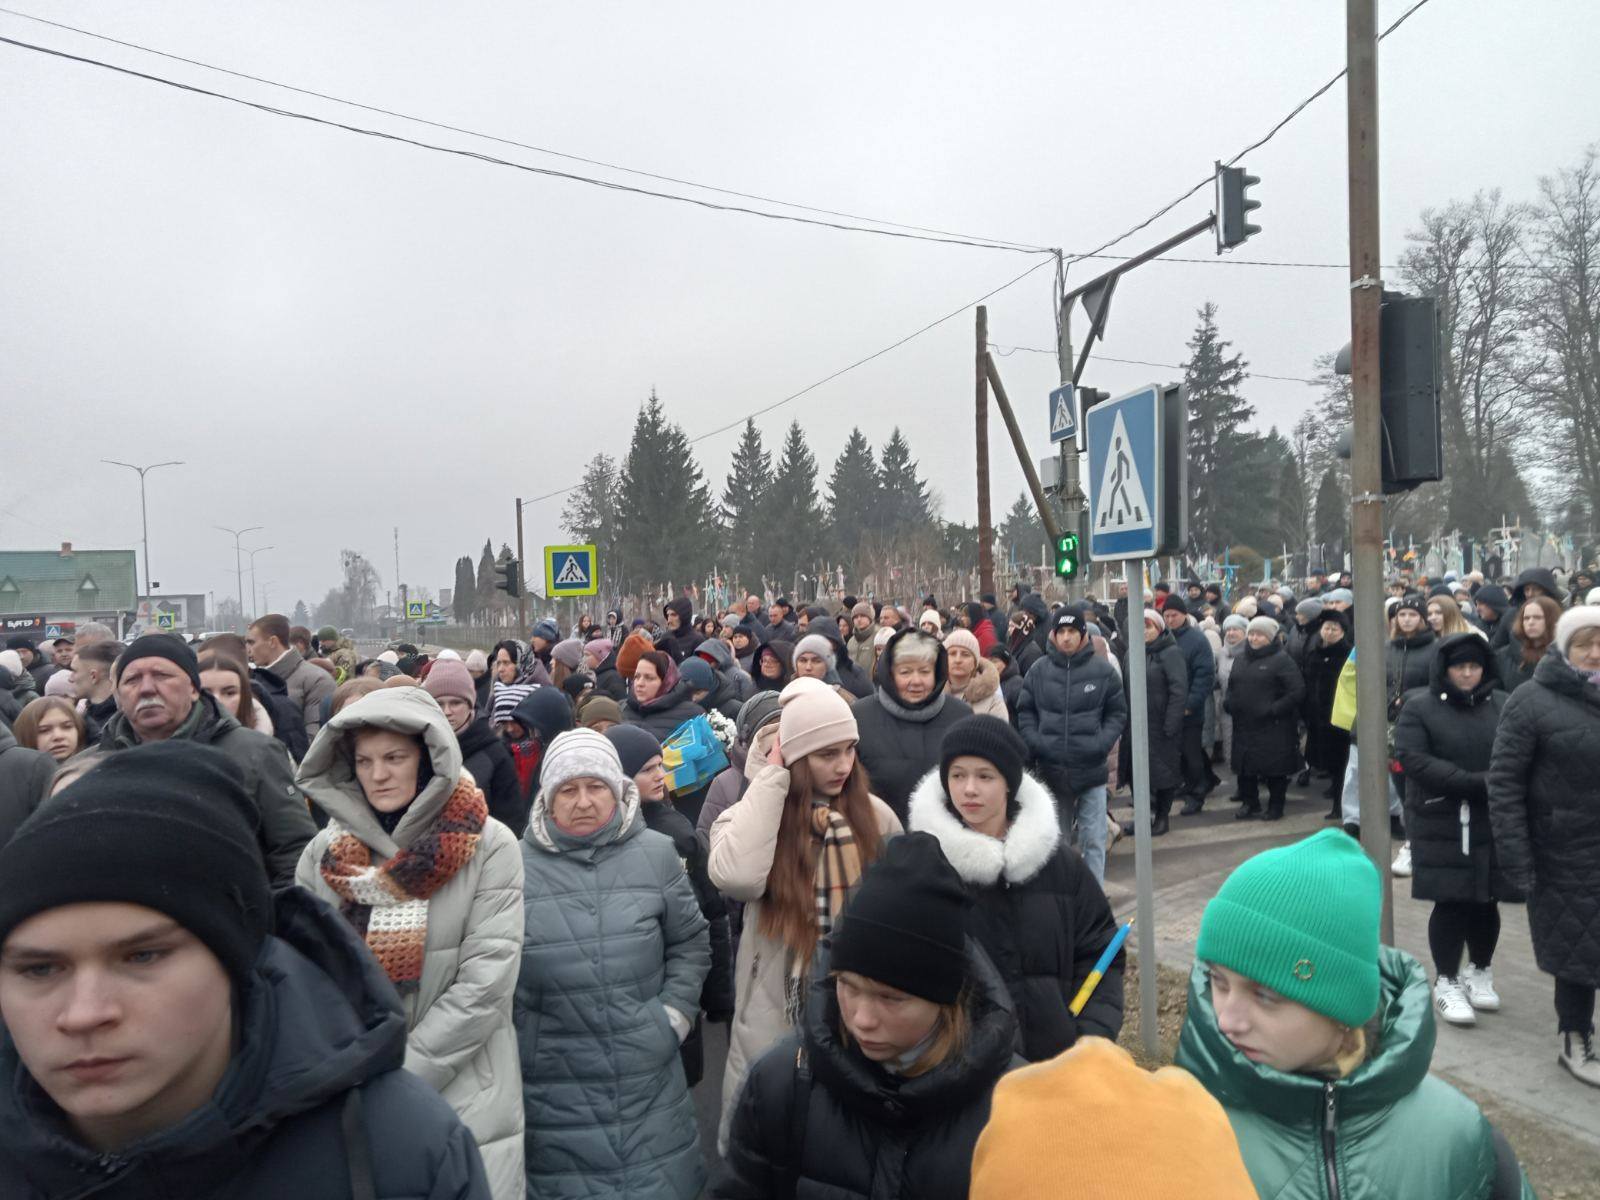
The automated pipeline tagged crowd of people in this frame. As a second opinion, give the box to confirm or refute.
[0,560,1593,1196]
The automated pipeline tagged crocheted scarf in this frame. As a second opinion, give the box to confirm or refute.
[320,777,488,993]
[784,801,863,1025]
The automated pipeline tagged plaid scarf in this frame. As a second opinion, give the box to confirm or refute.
[783,800,863,1025]
[320,777,487,994]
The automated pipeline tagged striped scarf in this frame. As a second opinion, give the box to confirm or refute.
[320,777,488,994]
[784,801,863,1025]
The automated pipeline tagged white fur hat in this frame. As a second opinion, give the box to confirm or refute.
[1555,605,1600,658]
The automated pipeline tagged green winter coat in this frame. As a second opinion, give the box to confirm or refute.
[1176,948,1533,1200]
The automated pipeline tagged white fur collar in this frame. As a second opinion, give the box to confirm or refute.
[907,767,1061,886]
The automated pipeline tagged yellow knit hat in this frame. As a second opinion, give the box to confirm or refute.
[971,1038,1255,1200]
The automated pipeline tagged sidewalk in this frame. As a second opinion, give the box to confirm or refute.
[1103,783,1600,1157]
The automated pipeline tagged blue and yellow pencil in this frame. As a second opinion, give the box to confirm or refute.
[1069,918,1134,1016]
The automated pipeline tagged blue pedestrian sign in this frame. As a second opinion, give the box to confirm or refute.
[1048,384,1076,444]
[1086,385,1163,560]
[545,544,600,597]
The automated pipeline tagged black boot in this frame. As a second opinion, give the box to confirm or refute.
[1295,768,1311,787]
[1264,779,1287,821]
[1152,792,1172,837]
[1342,822,1361,839]
[1235,803,1261,820]
[1179,793,1205,816]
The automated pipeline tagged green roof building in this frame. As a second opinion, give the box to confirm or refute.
[0,544,138,633]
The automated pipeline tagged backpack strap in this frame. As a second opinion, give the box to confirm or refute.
[341,1088,377,1200]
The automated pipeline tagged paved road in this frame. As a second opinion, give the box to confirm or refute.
[1104,775,1600,1154]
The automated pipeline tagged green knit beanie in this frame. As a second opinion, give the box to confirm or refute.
[1196,829,1381,1027]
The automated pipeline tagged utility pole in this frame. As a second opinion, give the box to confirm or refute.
[975,306,995,597]
[1346,0,1394,942]
[215,525,263,633]
[1054,259,1083,599]
[104,460,183,600]
[394,526,405,637]
[515,498,528,632]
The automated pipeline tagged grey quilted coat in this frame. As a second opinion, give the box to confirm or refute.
[295,686,526,1200]
[517,776,712,1199]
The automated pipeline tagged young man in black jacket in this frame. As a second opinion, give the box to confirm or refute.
[0,742,489,1199]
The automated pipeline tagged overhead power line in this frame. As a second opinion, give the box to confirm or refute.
[1064,0,1440,268]
[988,342,1319,384]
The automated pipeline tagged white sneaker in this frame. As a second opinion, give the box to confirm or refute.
[1434,976,1476,1026]
[1391,842,1413,877]
[1461,964,1500,1012]
[1558,1032,1600,1088]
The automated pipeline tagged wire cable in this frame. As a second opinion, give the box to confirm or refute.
[987,342,1318,384]
[0,34,1055,257]
[519,255,1057,505]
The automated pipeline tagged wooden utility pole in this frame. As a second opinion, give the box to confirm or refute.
[985,355,1062,546]
[976,306,995,596]
[1346,0,1394,941]
[515,498,528,632]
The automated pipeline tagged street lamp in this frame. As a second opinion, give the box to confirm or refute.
[215,525,263,631]
[102,460,183,600]
[244,545,274,619]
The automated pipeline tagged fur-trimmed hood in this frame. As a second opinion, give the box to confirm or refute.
[949,655,1001,704]
[906,766,1061,887]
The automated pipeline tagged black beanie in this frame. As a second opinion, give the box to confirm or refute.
[0,742,272,992]
[115,632,203,691]
[830,832,970,1004]
[605,724,663,779]
[1395,594,1427,619]
[940,715,1026,803]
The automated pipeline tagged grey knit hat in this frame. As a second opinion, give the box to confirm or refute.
[539,729,628,801]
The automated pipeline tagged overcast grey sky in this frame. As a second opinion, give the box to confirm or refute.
[2,0,1594,612]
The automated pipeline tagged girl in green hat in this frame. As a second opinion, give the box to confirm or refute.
[1176,828,1533,1198]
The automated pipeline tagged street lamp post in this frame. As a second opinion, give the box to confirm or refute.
[215,526,264,631]
[244,545,275,620]
[103,460,183,600]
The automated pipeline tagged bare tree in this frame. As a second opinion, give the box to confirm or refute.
[1399,191,1536,533]
[1524,146,1600,528]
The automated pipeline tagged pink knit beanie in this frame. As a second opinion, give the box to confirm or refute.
[422,658,475,706]
[943,629,981,658]
[584,638,613,665]
[777,677,858,765]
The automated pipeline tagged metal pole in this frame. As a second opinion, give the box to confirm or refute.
[215,526,263,633]
[1056,271,1082,600]
[985,355,1062,544]
[1347,0,1394,941]
[515,498,528,632]
[1126,558,1159,1058]
[976,306,995,597]
[104,460,182,601]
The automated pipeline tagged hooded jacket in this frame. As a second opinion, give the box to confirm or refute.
[590,641,627,701]
[659,597,700,663]
[1176,949,1507,1200]
[0,888,490,1199]
[948,654,1009,720]
[694,637,754,719]
[518,775,711,1200]
[796,620,874,700]
[707,761,901,1155]
[1224,637,1306,779]
[1394,635,1511,906]
[851,628,974,823]
[95,694,315,888]
[908,769,1123,1059]
[1386,628,1439,717]
[1015,639,1127,788]
[1488,650,1600,988]
[0,724,54,850]
[295,687,525,1198]
[1302,616,1354,775]
[711,940,1019,1200]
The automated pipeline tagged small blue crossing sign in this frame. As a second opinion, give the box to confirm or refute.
[1086,385,1163,560]
[1048,384,1076,444]
[545,544,600,597]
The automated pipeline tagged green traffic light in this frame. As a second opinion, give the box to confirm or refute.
[1055,533,1080,579]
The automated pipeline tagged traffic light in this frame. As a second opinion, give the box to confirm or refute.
[1215,162,1262,252]
[494,557,522,598]
[1055,531,1081,579]
[1333,291,1443,494]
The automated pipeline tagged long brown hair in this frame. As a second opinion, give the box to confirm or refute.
[1515,595,1562,666]
[758,752,884,963]
[197,651,256,730]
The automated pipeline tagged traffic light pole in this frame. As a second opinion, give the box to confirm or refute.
[515,498,528,632]
[1055,259,1082,600]
[975,306,996,598]
[1346,0,1395,942]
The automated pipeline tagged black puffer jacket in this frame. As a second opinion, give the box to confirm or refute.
[711,941,1018,1200]
[1224,639,1306,778]
[591,643,628,701]
[456,717,530,835]
[1129,629,1187,793]
[851,629,972,824]
[908,770,1122,1060]
[1302,616,1354,774]
[0,889,489,1199]
[1386,629,1438,719]
[1488,650,1600,988]
[0,726,54,849]
[659,597,701,663]
[1394,635,1511,905]
[1015,640,1127,788]
[1170,623,1215,722]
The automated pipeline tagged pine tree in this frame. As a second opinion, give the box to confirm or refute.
[825,428,881,582]
[475,539,501,623]
[1276,450,1309,560]
[452,556,477,624]
[720,420,771,585]
[759,421,825,585]
[1183,302,1254,552]
[561,454,621,584]
[1313,468,1347,569]
[615,391,720,593]
[877,427,933,538]
[291,599,309,626]
[997,492,1047,570]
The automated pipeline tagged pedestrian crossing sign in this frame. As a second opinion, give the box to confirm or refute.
[545,544,600,597]
[406,600,426,620]
[156,612,176,630]
[1048,384,1076,444]
[1086,384,1164,560]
